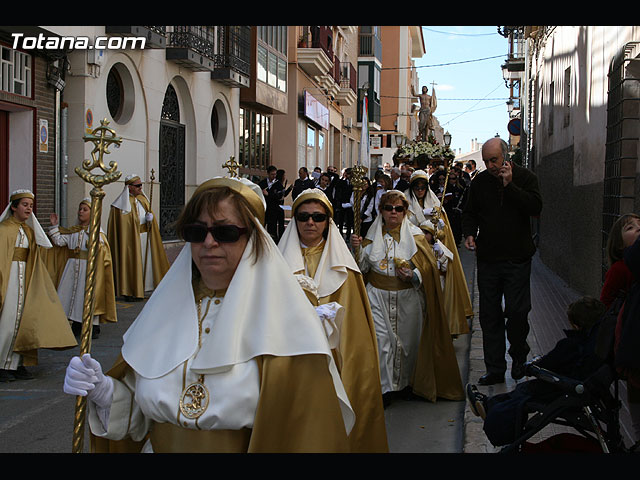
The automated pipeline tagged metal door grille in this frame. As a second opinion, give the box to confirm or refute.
[602,42,640,281]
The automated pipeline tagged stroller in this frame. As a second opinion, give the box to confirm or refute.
[495,298,640,453]
[498,361,633,453]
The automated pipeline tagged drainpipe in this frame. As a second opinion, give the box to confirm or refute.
[60,101,68,227]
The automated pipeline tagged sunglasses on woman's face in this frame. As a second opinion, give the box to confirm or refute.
[382,205,405,213]
[182,224,247,243]
[295,212,328,223]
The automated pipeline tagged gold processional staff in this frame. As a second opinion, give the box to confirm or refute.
[72,118,122,453]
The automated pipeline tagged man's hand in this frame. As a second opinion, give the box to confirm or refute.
[464,235,476,251]
[499,160,513,187]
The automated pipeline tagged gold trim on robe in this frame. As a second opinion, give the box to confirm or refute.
[91,353,351,453]
[410,234,465,402]
[107,194,169,298]
[0,217,77,365]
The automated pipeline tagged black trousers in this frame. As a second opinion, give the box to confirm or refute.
[477,258,532,375]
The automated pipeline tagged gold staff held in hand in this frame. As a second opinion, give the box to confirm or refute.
[351,164,368,260]
[143,168,155,287]
[72,118,122,453]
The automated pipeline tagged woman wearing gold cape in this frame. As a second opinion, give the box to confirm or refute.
[351,190,464,406]
[278,188,388,452]
[64,176,355,452]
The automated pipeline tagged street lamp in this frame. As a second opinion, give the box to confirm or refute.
[443,130,452,147]
[395,133,404,148]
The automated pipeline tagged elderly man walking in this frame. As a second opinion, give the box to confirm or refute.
[462,137,542,386]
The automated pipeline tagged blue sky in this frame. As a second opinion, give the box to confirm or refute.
[415,26,511,155]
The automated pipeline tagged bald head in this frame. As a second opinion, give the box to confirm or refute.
[482,137,509,177]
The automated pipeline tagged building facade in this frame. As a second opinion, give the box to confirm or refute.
[502,26,640,296]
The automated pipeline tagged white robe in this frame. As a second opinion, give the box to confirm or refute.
[358,223,425,394]
[48,226,101,325]
[0,226,27,370]
[89,293,261,452]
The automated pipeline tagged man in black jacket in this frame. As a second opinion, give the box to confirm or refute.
[259,165,286,242]
[462,137,543,386]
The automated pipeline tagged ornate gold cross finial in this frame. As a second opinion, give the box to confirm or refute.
[222,156,240,178]
[72,117,122,454]
[77,118,122,187]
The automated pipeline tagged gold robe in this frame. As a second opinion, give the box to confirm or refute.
[44,225,117,324]
[0,217,77,365]
[410,196,473,336]
[107,195,169,298]
[91,352,350,453]
[361,230,464,402]
[411,234,465,401]
[300,242,389,453]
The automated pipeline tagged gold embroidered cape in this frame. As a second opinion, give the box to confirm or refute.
[107,195,169,298]
[410,233,465,402]
[300,243,389,453]
[91,353,350,453]
[0,217,77,365]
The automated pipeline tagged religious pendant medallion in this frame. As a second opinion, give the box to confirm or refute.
[379,258,388,270]
[179,379,210,419]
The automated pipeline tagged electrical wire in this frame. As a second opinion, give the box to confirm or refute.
[422,27,500,37]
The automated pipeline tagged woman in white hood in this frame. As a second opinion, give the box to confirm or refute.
[63,176,354,452]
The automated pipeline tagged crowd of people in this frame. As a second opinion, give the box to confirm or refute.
[5,135,639,452]
[51,151,481,452]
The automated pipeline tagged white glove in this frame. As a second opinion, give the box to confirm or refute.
[315,302,345,350]
[433,242,444,258]
[423,207,435,216]
[341,203,352,209]
[145,212,153,222]
[64,354,114,409]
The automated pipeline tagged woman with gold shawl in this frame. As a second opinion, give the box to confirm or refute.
[278,188,388,452]
[63,176,354,453]
[406,170,473,337]
[0,190,76,382]
[47,198,117,339]
[107,174,169,301]
[351,190,464,406]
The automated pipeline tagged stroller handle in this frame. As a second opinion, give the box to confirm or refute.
[525,363,585,395]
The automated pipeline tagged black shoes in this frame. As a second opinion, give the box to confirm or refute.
[511,360,527,380]
[0,367,33,382]
[477,372,505,386]
[466,384,487,420]
[0,369,15,382]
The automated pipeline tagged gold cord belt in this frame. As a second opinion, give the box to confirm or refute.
[139,222,150,233]
[368,270,412,291]
[150,422,251,453]
[12,247,28,262]
[68,250,88,260]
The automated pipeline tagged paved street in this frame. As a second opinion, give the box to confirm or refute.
[1,242,633,453]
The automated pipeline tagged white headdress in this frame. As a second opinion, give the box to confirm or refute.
[121,177,354,433]
[0,189,51,247]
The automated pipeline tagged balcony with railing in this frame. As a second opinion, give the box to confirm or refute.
[105,26,166,48]
[297,26,333,78]
[359,28,382,62]
[210,26,251,88]
[335,61,356,106]
[166,26,216,72]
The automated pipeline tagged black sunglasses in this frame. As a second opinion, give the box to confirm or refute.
[382,205,405,213]
[131,184,143,188]
[183,224,247,243]
[295,212,328,223]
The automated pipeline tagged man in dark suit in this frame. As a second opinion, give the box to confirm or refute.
[259,165,286,242]
[292,167,316,200]
[390,167,410,192]
[334,168,353,239]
